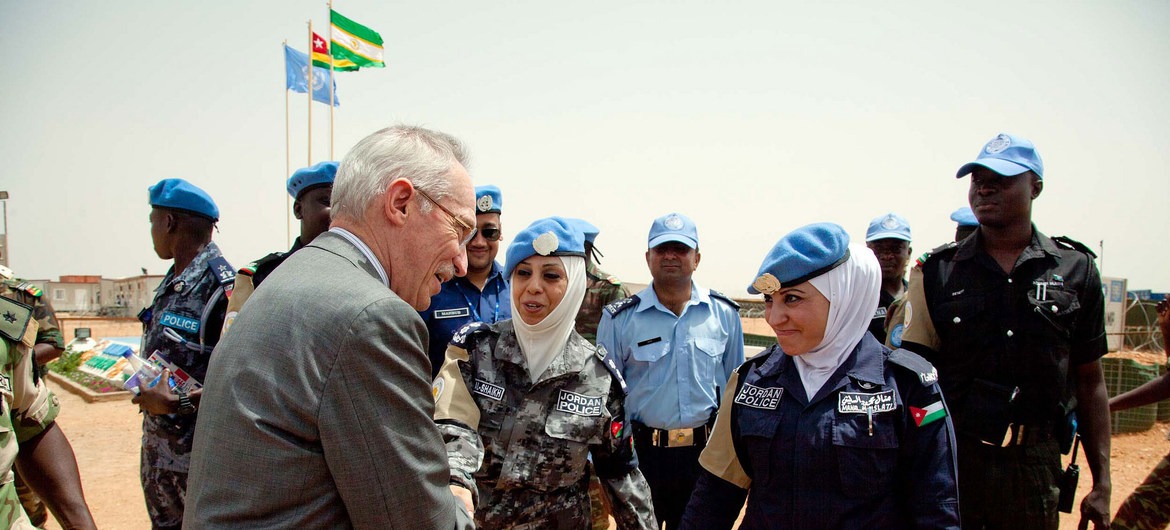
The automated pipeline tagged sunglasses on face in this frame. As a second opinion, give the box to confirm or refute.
[478,227,502,242]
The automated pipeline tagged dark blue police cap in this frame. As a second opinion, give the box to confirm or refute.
[504,216,586,278]
[148,178,219,221]
[748,222,851,295]
[287,161,338,199]
[475,185,503,214]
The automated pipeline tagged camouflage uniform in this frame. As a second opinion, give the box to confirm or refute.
[574,262,629,345]
[0,296,60,529]
[139,242,233,529]
[433,321,657,530]
[1110,444,1170,530]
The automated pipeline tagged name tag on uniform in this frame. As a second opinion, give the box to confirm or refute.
[555,389,603,416]
[734,383,784,410]
[435,307,470,320]
[472,379,505,401]
[160,312,200,333]
[872,306,887,320]
[838,390,896,414]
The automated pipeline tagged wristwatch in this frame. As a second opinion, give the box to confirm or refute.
[175,387,197,415]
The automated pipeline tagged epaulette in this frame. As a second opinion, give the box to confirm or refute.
[603,295,639,317]
[0,295,33,343]
[240,251,288,278]
[207,256,236,287]
[709,289,740,310]
[913,241,958,269]
[16,282,42,298]
[1052,236,1097,258]
[594,343,628,395]
[450,321,491,349]
[735,345,775,375]
[887,348,939,387]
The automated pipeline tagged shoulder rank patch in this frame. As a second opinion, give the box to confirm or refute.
[736,346,774,375]
[208,256,236,286]
[595,343,628,395]
[914,241,958,269]
[709,289,740,309]
[0,295,33,343]
[888,348,939,386]
[603,295,639,317]
[1052,235,1097,258]
[16,282,42,298]
[450,321,490,349]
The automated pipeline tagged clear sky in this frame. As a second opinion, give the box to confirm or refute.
[3,1,1168,296]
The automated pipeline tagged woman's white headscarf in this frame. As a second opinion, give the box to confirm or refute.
[513,255,587,380]
[792,243,881,399]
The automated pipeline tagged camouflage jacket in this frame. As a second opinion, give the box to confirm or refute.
[0,278,63,352]
[574,262,629,345]
[0,297,59,528]
[433,320,656,530]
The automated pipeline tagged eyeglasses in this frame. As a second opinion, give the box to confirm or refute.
[415,187,477,247]
[479,227,502,242]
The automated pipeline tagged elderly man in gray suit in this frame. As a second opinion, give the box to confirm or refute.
[184,125,478,529]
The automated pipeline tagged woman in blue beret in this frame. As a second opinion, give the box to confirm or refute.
[432,217,657,530]
[679,222,960,530]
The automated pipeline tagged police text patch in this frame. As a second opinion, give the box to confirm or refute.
[435,307,471,319]
[160,312,200,334]
[555,389,604,416]
[472,379,505,401]
[838,390,896,414]
[734,383,784,410]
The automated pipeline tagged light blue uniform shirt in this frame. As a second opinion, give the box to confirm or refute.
[597,282,745,430]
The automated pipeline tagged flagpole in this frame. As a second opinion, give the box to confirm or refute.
[328,0,336,160]
[283,41,292,249]
[306,20,313,167]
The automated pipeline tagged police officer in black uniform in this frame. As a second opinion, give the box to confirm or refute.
[899,133,1111,530]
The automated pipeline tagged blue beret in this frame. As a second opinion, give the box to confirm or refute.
[287,161,337,199]
[865,212,911,242]
[504,217,586,278]
[950,206,979,227]
[648,212,698,249]
[956,132,1044,179]
[148,178,219,221]
[475,185,503,214]
[564,218,600,245]
[748,223,851,295]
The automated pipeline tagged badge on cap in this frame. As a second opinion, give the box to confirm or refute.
[664,215,685,230]
[751,273,782,295]
[477,194,493,213]
[985,134,1011,154]
[881,215,900,230]
[533,231,559,256]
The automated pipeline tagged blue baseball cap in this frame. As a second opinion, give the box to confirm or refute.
[950,206,979,227]
[956,133,1044,179]
[648,213,698,249]
[475,185,503,215]
[287,161,337,199]
[148,178,219,221]
[565,218,600,245]
[865,213,912,243]
[748,223,851,295]
[504,217,587,278]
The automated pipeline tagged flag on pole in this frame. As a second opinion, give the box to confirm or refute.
[330,9,385,69]
[311,31,358,71]
[284,45,339,107]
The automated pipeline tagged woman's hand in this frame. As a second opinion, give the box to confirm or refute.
[131,368,176,415]
[449,485,475,515]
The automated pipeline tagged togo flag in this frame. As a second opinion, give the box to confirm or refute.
[330,9,385,69]
[910,400,946,427]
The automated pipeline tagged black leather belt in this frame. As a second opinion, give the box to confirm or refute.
[633,422,711,448]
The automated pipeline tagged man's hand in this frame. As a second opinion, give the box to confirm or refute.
[449,484,474,516]
[131,368,176,415]
[1077,483,1110,530]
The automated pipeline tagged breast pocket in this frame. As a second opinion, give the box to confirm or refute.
[736,407,783,485]
[832,413,899,498]
[631,338,671,384]
[934,290,993,346]
[1028,287,1080,340]
[523,411,606,492]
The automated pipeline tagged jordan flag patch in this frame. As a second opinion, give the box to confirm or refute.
[910,400,946,427]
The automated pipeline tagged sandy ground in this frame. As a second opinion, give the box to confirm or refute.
[41,379,1170,530]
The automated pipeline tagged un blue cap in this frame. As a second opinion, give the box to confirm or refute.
[504,217,587,278]
[475,185,503,215]
[956,133,1044,179]
[148,178,219,221]
[287,161,337,199]
[950,206,979,227]
[865,212,911,242]
[565,218,600,245]
[748,223,851,295]
[648,212,698,249]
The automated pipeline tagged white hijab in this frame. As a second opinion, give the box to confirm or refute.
[513,255,587,381]
[792,244,882,399]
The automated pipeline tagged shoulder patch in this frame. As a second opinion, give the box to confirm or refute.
[17,282,42,298]
[594,343,628,395]
[208,256,236,286]
[603,295,639,317]
[606,275,621,286]
[450,321,490,349]
[887,348,939,387]
[0,295,33,343]
[1052,236,1097,258]
[709,289,740,310]
[914,241,958,269]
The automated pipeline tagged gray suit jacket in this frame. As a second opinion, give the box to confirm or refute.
[184,231,473,530]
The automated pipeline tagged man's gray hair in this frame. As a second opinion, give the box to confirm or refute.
[331,125,470,223]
